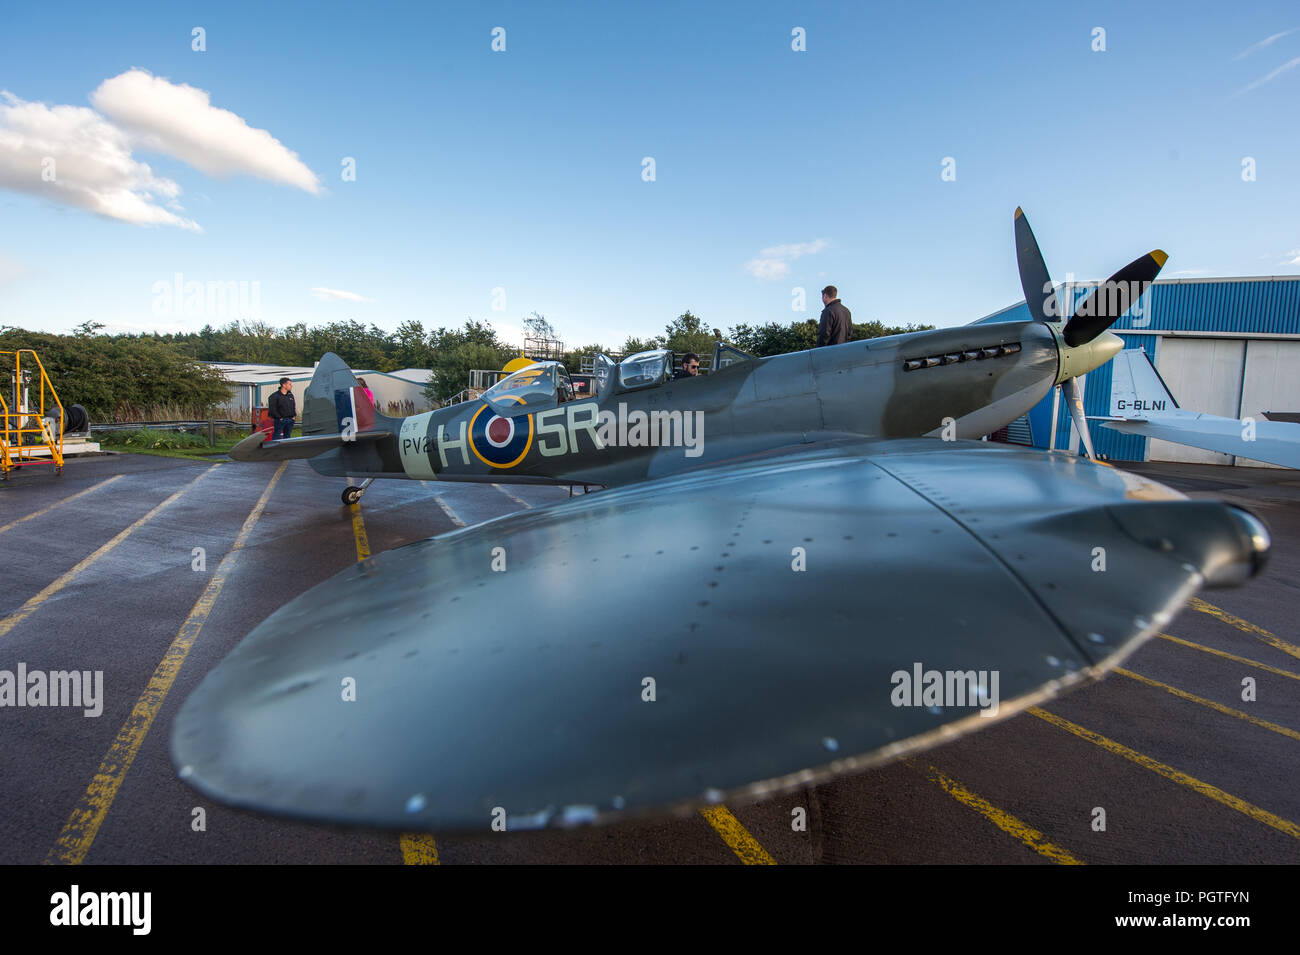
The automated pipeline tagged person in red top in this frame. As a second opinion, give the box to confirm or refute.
[356,377,376,407]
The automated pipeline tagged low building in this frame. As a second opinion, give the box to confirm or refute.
[208,362,435,420]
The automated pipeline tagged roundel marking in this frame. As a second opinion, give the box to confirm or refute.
[469,404,533,468]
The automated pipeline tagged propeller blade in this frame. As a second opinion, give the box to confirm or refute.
[1064,250,1168,347]
[1063,377,1096,460]
[1014,207,1060,323]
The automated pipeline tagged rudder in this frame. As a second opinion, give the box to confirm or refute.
[1110,348,1179,418]
[302,353,400,435]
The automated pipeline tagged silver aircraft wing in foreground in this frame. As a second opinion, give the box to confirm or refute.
[172,437,1268,831]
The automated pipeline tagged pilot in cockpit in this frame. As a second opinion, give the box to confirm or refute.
[671,353,700,380]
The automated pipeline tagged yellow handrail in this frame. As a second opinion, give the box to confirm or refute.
[1,349,65,475]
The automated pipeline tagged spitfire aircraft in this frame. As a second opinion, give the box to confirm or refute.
[174,210,1271,832]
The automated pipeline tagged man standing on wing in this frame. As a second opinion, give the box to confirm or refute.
[817,285,852,347]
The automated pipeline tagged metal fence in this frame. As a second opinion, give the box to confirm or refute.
[90,419,244,432]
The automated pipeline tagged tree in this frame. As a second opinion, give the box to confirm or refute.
[621,335,662,356]
[0,326,231,419]
[727,321,817,356]
[522,311,557,342]
[662,310,715,357]
[562,342,609,373]
[422,320,514,403]
[392,320,432,370]
[726,318,935,357]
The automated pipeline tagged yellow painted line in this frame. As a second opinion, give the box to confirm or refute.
[0,467,217,641]
[400,833,440,865]
[45,462,287,865]
[0,474,124,534]
[433,496,466,527]
[912,761,1083,865]
[349,499,439,865]
[349,502,371,560]
[699,806,777,865]
[492,483,532,509]
[1190,597,1300,662]
[1116,668,1300,743]
[1029,706,1300,841]
[1159,633,1300,683]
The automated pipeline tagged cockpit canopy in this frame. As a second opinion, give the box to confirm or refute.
[481,361,574,416]
[489,345,756,408]
[588,344,756,397]
[617,349,673,391]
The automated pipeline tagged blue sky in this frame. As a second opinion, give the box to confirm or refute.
[1,1,1297,351]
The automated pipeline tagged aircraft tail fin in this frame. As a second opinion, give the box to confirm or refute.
[1109,348,1179,418]
[302,352,401,436]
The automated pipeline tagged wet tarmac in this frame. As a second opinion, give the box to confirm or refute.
[2,452,1297,864]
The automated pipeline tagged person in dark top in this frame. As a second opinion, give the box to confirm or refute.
[817,285,852,347]
[268,377,296,440]
[672,353,701,380]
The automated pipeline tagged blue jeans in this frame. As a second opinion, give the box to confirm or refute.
[273,417,294,440]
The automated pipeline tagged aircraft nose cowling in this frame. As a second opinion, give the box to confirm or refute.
[1056,329,1123,383]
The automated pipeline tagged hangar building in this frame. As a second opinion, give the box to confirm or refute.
[981,275,1300,466]
[208,363,436,419]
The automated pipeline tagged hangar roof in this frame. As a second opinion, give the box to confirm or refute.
[976,275,1300,336]
[208,362,317,384]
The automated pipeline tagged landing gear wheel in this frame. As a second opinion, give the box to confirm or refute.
[342,486,363,505]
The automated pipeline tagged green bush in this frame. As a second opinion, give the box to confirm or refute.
[0,328,232,420]
[97,428,210,450]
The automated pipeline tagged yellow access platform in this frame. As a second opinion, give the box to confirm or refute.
[1,349,64,479]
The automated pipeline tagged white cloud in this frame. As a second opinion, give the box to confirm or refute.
[1237,56,1300,94]
[311,286,372,302]
[744,237,830,280]
[92,70,320,193]
[1172,268,1210,275]
[1232,29,1295,61]
[1285,250,1300,265]
[0,91,200,230]
[744,258,791,280]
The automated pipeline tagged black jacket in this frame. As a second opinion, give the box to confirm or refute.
[268,389,296,419]
[817,299,852,347]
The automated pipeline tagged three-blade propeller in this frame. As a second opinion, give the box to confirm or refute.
[1013,207,1167,458]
